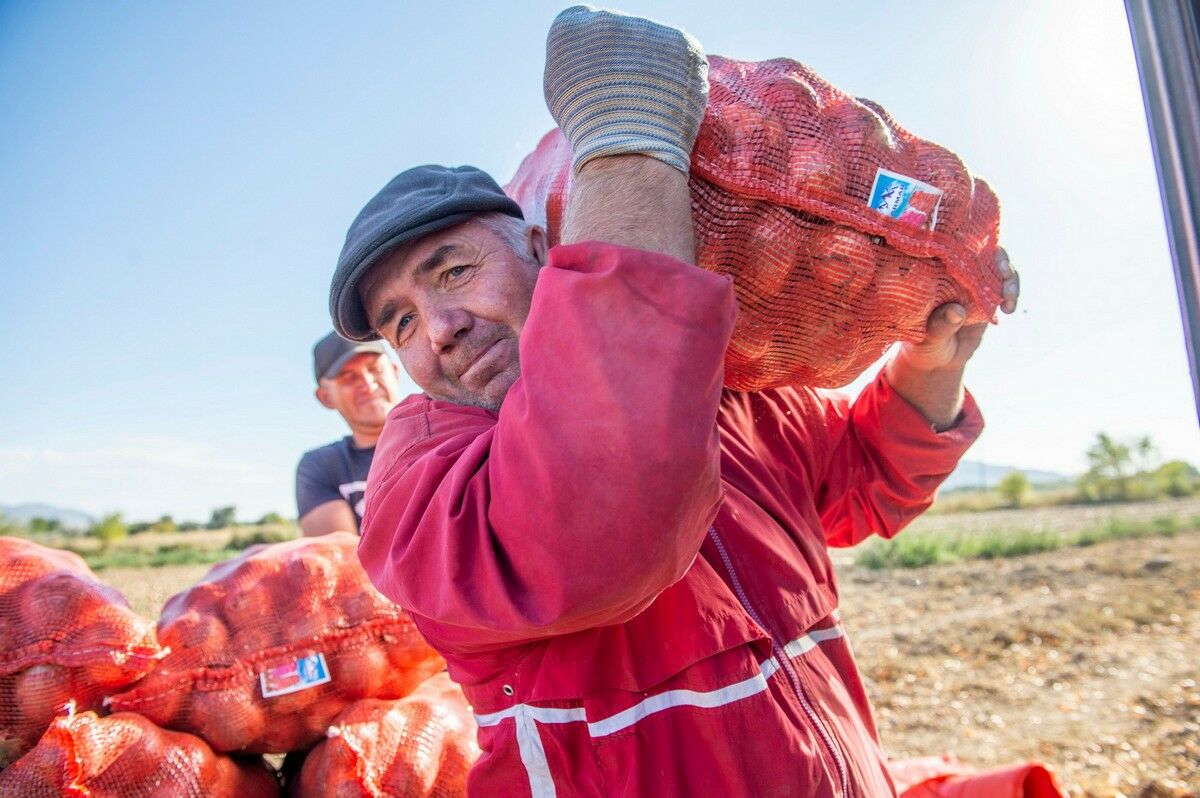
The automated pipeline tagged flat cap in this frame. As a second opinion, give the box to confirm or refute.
[329,164,523,341]
[311,330,389,383]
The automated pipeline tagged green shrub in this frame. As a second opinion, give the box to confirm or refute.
[854,536,954,570]
[1150,515,1179,536]
[896,537,952,568]
[229,528,295,550]
[1155,460,1198,498]
[89,513,127,550]
[207,506,237,530]
[996,471,1031,508]
[854,543,894,570]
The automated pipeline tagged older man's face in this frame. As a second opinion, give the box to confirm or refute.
[358,218,545,411]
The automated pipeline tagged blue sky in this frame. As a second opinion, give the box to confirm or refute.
[2,1,1197,522]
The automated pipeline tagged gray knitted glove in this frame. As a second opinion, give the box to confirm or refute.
[543,5,709,175]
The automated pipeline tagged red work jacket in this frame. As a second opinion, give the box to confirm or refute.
[358,242,983,797]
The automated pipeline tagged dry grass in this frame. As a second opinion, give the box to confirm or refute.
[108,563,217,618]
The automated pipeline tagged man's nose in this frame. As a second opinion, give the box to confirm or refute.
[427,307,472,354]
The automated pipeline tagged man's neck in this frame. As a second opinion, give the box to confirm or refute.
[349,429,381,449]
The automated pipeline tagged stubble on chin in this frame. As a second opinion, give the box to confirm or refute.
[450,362,521,413]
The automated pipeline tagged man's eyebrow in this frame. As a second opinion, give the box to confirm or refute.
[370,243,466,335]
[374,300,398,335]
[416,243,464,275]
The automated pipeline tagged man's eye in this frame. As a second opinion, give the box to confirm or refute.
[447,265,467,279]
[397,313,415,331]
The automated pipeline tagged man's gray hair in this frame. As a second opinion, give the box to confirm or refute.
[477,212,537,262]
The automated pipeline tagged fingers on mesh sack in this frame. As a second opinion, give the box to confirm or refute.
[107,532,444,754]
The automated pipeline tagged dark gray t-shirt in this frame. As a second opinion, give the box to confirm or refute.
[295,437,375,531]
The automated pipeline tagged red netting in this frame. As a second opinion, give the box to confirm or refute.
[291,673,480,798]
[108,533,445,754]
[505,55,1002,390]
[0,708,279,797]
[0,537,162,768]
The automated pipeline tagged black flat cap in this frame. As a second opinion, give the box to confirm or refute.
[311,330,389,384]
[329,164,523,341]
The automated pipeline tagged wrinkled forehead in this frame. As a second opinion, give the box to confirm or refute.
[357,218,501,322]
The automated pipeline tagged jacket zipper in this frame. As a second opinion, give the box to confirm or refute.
[708,526,852,798]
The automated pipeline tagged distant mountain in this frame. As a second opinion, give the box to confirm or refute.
[1,503,94,531]
[941,460,1072,492]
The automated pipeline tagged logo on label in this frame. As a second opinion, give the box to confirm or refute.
[867,169,943,230]
[260,652,331,698]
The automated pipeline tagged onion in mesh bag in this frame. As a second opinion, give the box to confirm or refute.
[0,537,162,768]
[0,707,278,797]
[291,673,479,798]
[108,532,445,754]
[506,55,1002,390]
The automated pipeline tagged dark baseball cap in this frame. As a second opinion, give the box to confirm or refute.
[329,164,524,341]
[312,331,389,384]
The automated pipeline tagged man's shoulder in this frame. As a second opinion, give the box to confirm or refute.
[298,437,352,467]
[374,394,499,476]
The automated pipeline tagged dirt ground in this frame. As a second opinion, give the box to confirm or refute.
[839,531,1199,797]
[109,515,1199,797]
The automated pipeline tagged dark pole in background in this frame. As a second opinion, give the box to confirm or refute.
[1125,0,1200,424]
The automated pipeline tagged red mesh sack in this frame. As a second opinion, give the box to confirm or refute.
[505,55,1003,390]
[108,532,445,754]
[291,672,480,798]
[0,707,279,797]
[0,537,162,768]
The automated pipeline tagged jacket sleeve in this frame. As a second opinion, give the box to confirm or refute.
[358,242,736,652]
[295,448,340,519]
[810,371,984,547]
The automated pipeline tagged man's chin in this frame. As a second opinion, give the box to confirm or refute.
[440,372,517,412]
[356,401,396,420]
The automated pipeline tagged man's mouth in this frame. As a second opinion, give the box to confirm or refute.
[459,339,508,385]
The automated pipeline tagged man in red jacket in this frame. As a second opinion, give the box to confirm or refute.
[328,7,1019,797]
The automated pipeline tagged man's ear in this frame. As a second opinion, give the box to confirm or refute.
[528,225,549,266]
[315,384,336,410]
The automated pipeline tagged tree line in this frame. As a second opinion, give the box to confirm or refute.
[997,432,1197,508]
[5,506,293,550]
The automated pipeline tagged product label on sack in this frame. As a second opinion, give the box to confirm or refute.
[867,168,943,230]
[259,652,331,698]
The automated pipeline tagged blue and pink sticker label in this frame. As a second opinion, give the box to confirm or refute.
[259,652,331,699]
[867,168,943,231]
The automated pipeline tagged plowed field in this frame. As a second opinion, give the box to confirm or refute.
[839,527,1198,797]
[116,504,1199,797]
